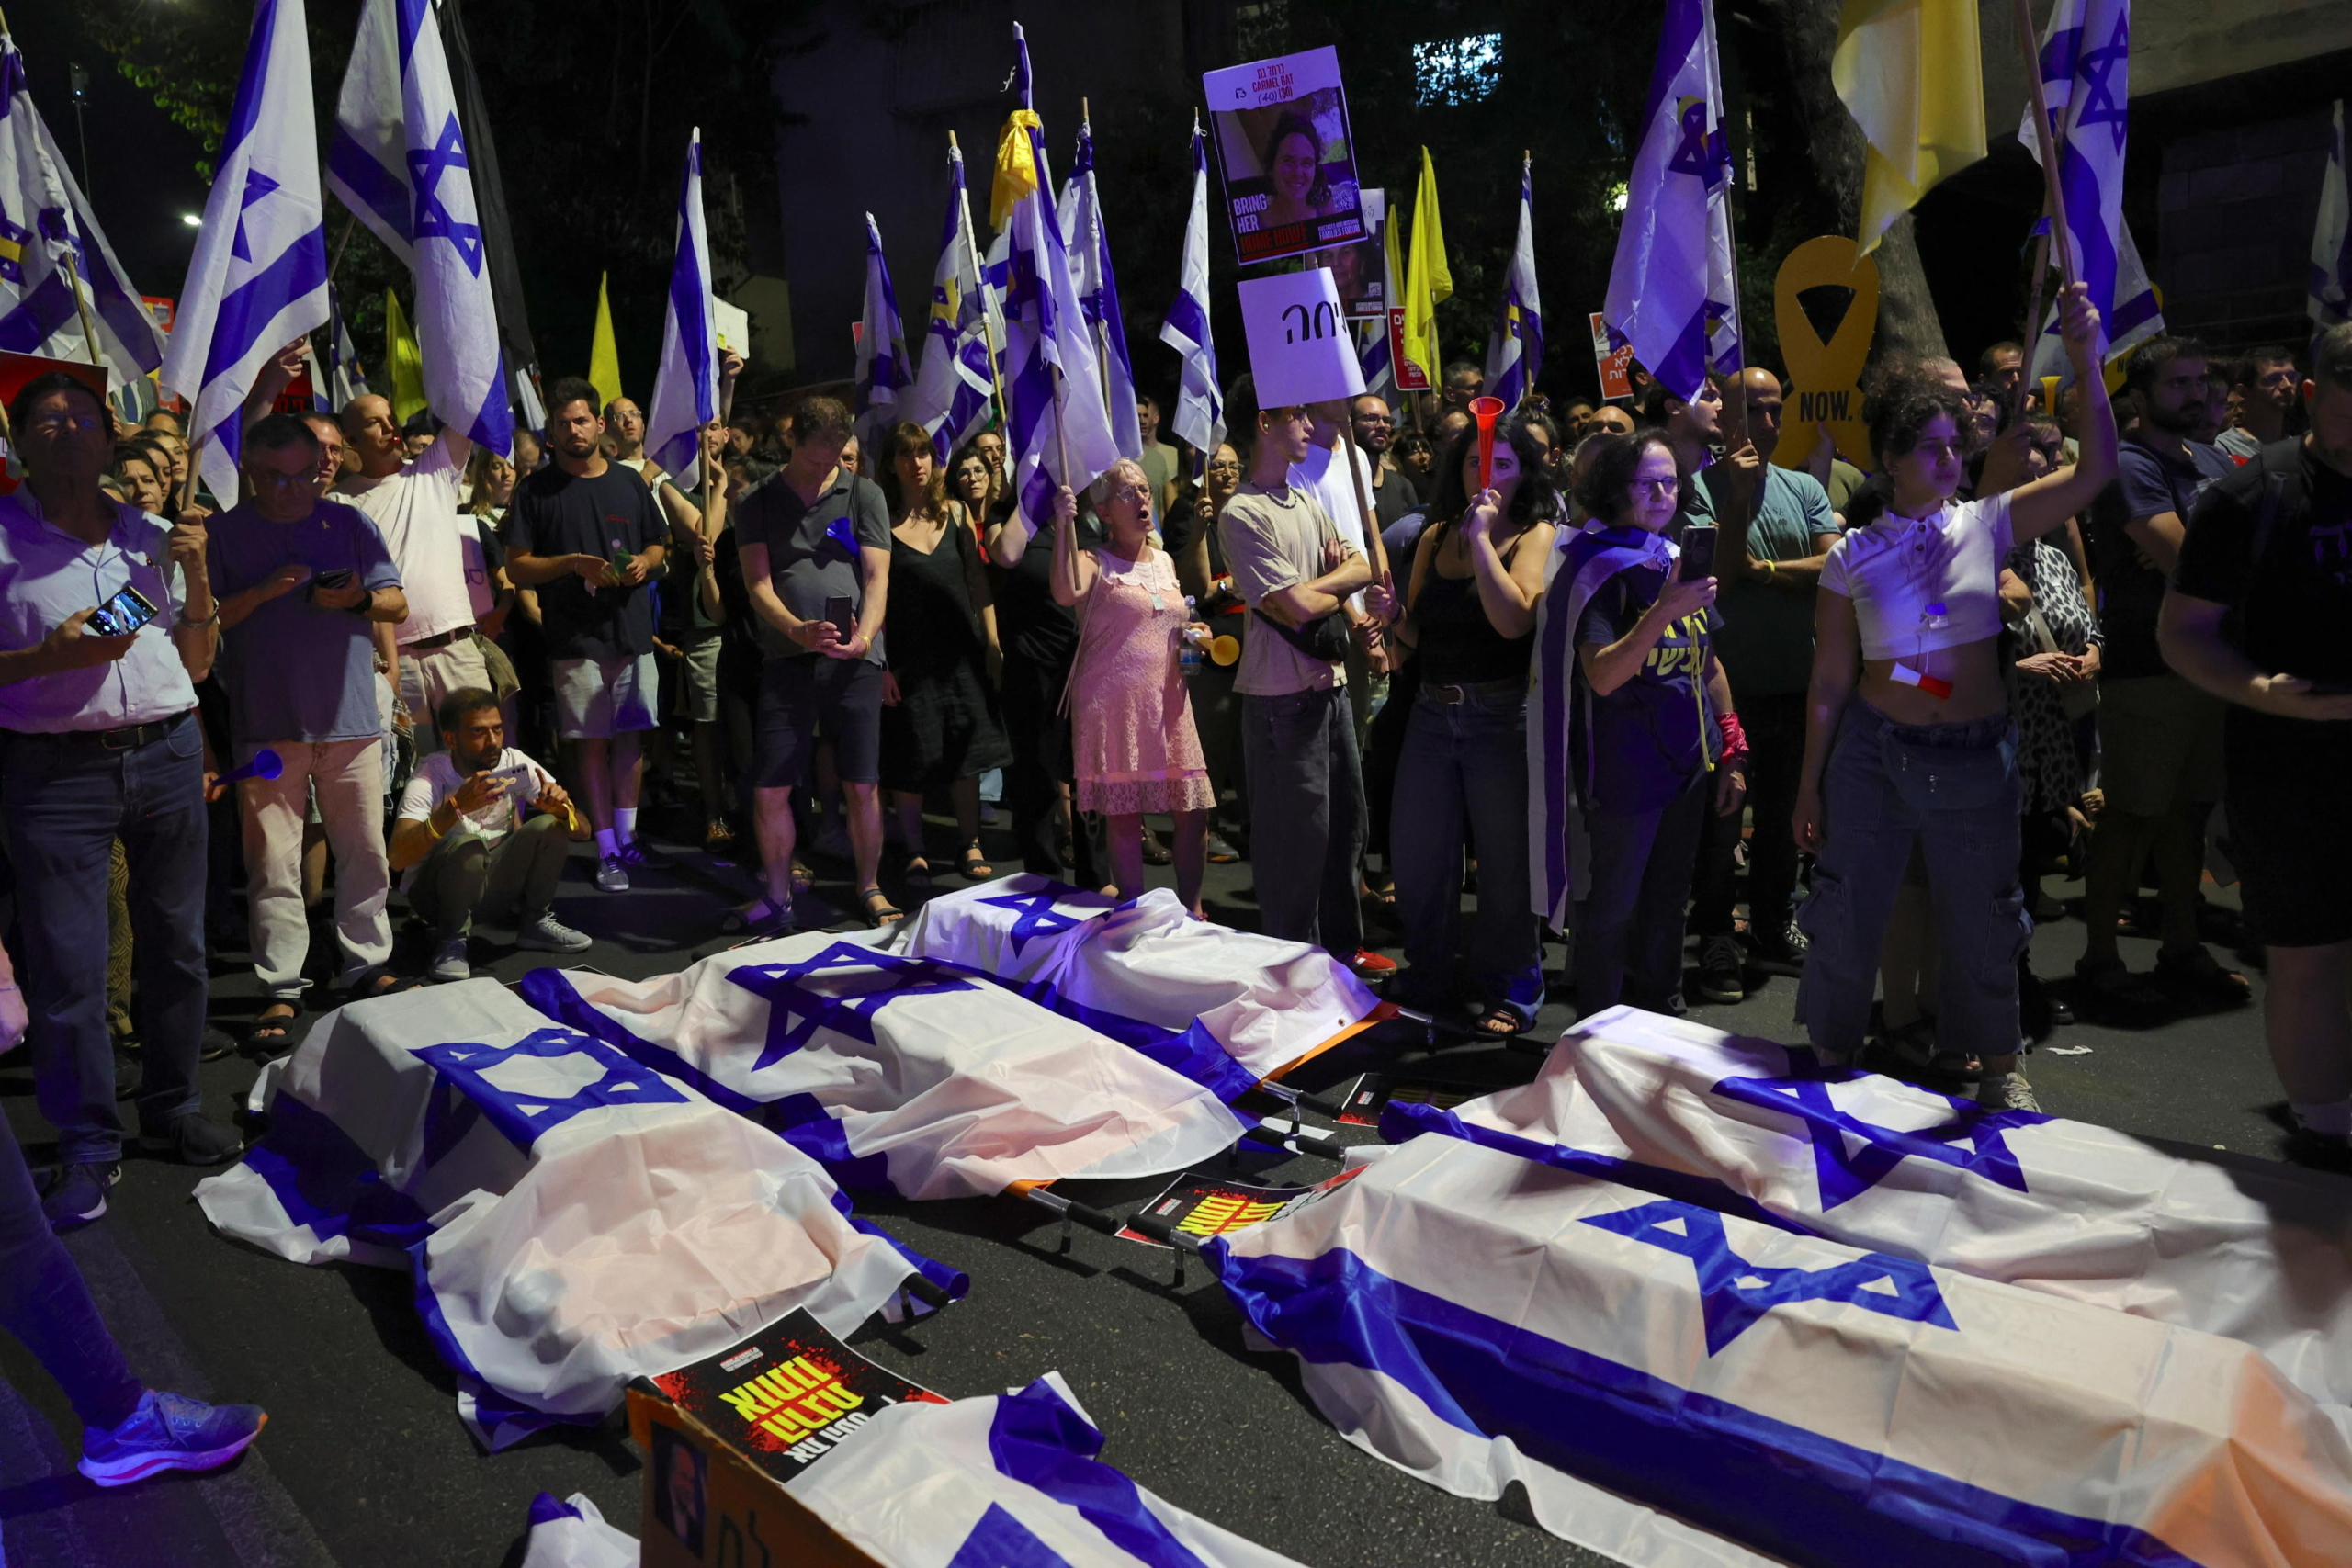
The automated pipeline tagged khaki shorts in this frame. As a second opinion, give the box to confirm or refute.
[554,653,660,739]
[663,629,722,725]
[2096,673,2224,818]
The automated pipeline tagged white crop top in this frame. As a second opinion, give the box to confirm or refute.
[1818,491,2015,662]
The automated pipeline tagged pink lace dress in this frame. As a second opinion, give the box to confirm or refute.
[1069,547,1214,816]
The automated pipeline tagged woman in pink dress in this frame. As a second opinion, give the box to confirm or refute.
[1047,461,1215,916]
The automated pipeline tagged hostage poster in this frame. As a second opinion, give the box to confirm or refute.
[1202,46,1368,266]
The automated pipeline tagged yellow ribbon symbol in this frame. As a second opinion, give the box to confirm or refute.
[992,110,1043,231]
[1772,235,1879,472]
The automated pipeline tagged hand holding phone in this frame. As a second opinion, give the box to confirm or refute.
[85,586,160,638]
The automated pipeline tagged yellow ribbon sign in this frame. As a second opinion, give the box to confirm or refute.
[1773,235,1878,472]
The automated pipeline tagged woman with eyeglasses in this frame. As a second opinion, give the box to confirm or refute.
[1792,284,2117,1108]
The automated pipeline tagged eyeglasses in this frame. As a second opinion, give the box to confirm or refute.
[1631,477,1678,493]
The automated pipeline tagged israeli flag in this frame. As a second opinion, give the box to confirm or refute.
[644,129,718,480]
[1212,1124,2352,1566]
[1159,118,1225,465]
[519,926,1247,1201]
[1601,0,1740,401]
[2019,0,2132,359]
[905,142,1003,465]
[853,211,914,459]
[1001,115,1119,527]
[786,1373,1306,1567]
[2312,99,2350,330]
[159,0,330,504]
[1058,120,1141,459]
[195,982,950,1450]
[325,281,371,407]
[518,1494,635,1568]
[2026,213,2163,385]
[0,35,165,387]
[1486,157,1544,410]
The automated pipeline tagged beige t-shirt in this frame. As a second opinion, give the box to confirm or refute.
[1218,483,1347,698]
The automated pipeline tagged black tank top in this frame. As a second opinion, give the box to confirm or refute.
[1416,527,1532,686]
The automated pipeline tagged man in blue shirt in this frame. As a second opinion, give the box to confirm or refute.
[0,373,239,1228]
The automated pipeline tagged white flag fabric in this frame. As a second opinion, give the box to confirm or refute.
[2312,100,2350,331]
[783,1372,1306,1567]
[195,982,944,1449]
[853,211,914,459]
[889,875,1379,1091]
[645,130,718,479]
[159,0,330,504]
[325,282,370,407]
[326,0,511,454]
[518,926,1246,1201]
[1057,123,1141,460]
[905,142,1002,465]
[1484,157,1544,410]
[518,1494,636,1568]
[1602,0,1740,401]
[0,36,165,387]
[2018,0,2132,360]
[1159,120,1226,464]
[1209,1128,2352,1567]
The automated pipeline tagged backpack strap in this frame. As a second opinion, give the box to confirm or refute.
[2246,441,2291,570]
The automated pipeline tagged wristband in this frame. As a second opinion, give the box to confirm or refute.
[1715,709,1750,761]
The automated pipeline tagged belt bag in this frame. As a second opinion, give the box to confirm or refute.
[1252,606,1349,663]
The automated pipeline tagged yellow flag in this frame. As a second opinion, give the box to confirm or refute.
[1400,148,1451,389]
[589,273,623,412]
[991,110,1043,232]
[383,288,425,424]
[1833,0,1985,255]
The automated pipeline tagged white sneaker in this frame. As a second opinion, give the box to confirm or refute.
[429,938,470,983]
[515,915,594,953]
[1975,1070,2041,1113]
[594,855,630,893]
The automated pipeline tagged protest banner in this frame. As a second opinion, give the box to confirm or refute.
[1772,235,1877,469]
[1202,46,1367,266]
[1237,267,1364,409]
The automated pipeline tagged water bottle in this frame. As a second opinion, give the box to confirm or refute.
[1179,594,1204,674]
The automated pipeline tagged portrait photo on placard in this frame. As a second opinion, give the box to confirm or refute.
[1202,46,1366,267]
[1327,188,1386,319]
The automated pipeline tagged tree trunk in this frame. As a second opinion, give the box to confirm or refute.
[1765,0,1951,367]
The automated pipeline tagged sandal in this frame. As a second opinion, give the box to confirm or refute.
[791,860,816,893]
[1867,1015,1983,1088]
[902,855,933,886]
[958,844,994,880]
[858,886,907,928]
[347,969,416,1002]
[2072,955,2173,1028]
[1139,825,1173,866]
[1473,1007,1525,1039]
[248,998,302,1049]
[722,897,795,938]
[2153,946,2250,1009]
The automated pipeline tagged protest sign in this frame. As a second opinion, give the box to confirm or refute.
[1238,268,1363,408]
[1330,188,1387,318]
[1588,311,1634,402]
[1202,46,1367,266]
[1773,234,1877,469]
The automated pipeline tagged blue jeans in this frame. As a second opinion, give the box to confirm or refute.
[1577,772,1709,1017]
[0,1107,140,1427]
[1389,688,1544,1023]
[3,716,210,1163]
[1796,697,2029,1062]
[1240,686,1364,954]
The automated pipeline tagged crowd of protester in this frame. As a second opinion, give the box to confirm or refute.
[4,288,2349,1251]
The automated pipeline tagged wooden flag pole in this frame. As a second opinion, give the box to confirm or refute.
[2012,229,2053,421]
[326,212,360,286]
[948,130,1011,436]
[2013,0,2078,290]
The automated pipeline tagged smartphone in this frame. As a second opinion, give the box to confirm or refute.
[822,593,855,642]
[1679,525,1719,582]
[304,568,354,604]
[481,763,541,803]
[85,585,160,637]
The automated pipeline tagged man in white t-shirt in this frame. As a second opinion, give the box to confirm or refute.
[390,685,593,981]
[335,394,489,755]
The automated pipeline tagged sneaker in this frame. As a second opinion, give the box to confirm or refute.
[616,840,670,870]
[41,1162,119,1229]
[1975,1070,2042,1113]
[137,1113,243,1167]
[594,855,630,893]
[515,915,594,953]
[78,1389,267,1488]
[1204,831,1241,865]
[1344,948,1397,978]
[1749,919,1809,966]
[1696,933,1746,1004]
[429,938,471,983]
[703,819,738,863]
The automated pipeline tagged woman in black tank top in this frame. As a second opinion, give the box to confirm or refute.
[1386,416,1559,1036]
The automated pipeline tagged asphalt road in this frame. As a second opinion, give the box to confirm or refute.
[0,801,2298,1568]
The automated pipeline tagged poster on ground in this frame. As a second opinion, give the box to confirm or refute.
[1202,46,1367,267]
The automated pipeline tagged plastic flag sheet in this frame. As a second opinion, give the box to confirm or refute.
[195,981,953,1449]
[888,874,1380,1089]
[520,926,1246,1201]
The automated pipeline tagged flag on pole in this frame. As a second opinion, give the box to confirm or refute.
[2312,100,2350,330]
[1834,0,1986,256]
[1358,201,1407,402]
[2025,215,2162,385]
[1601,0,1741,402]
[435,0,540,426]
[0,33,166,386]
[1058,120,1140,460]
[1486,156,1544,410]
[1399,149,1450,392]
[1159,117,1224,465]
[324,283,370,407]
[588,272,620,411]
[644,130,718,480]
[325,0,510,455]
[905,141,1003,466]
[852,212,913,457]
[383,287,424,423]
[2018,0,2132,358]
[159,0,330,504]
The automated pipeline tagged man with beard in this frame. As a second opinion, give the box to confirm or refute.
[1350,394,1419,539]
[2076,336,2247,1021]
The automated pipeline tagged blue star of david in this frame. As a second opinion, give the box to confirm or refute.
[231,168,279,263]
[413,1025,688,1155]
[1665,96,1727,189]
[2068,12,2132,156]
[978,889,1093,953]
[1710,1068,2048,1211]
[1585,1198,1955,1354]
[728,942,978,1070]
[408,113,485,276]
[946,1503,1070,1568]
